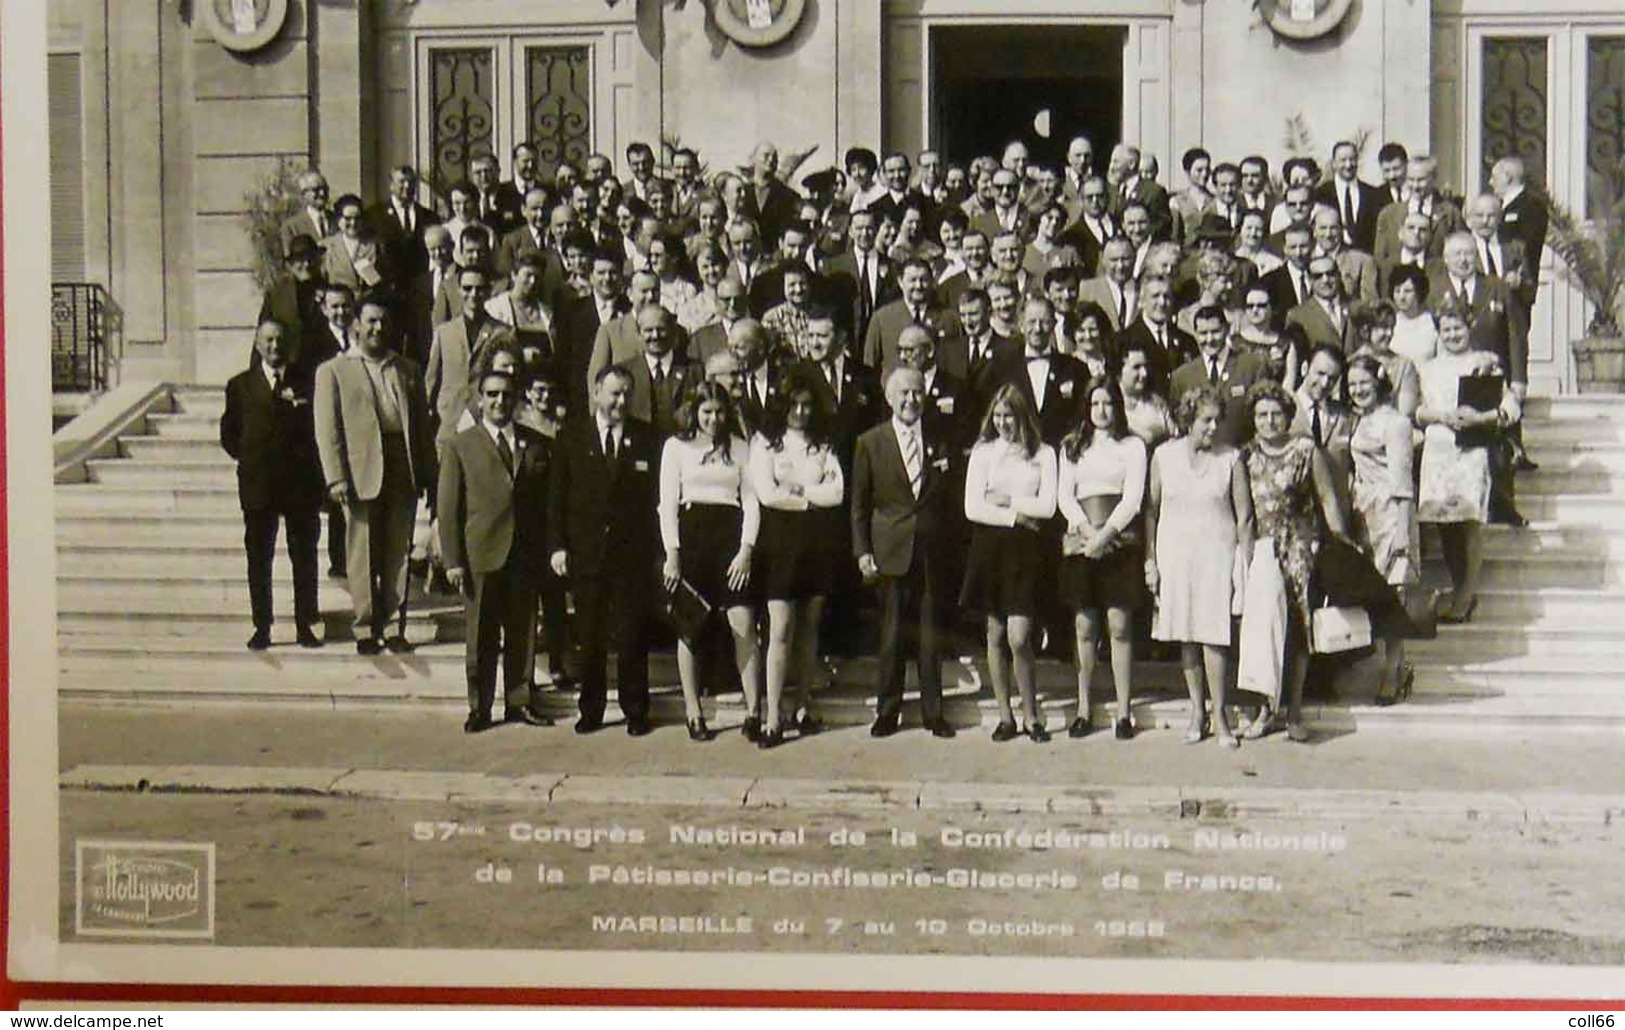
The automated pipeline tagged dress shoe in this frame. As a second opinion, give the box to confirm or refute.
[741,714,762,742]
[1514,455,1540,472]
[687,717,713,742]
[924,718,957,739]
[1490,509,1529,529]
[991,720,1020,742]
[327,564,347,581]
[573,715,603,735]
[503,706,553,727]
[1439,597,1479,625]
[1115,718,1135,740]
[463,713,495,734]
[1028,724,1051,743]
[1067,716,1091,739]
[756,726,784,749]
[869,716,900,738]
[795,713,824,736]
[383,635,415,654]
[356,638,384,656]
[626,716,653,737]
[246,629,272,651]
[296,626,323,648]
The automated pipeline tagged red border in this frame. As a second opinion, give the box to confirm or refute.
[0,45,1615,1015]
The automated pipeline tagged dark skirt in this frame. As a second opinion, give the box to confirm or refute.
[756,506,841,601]
[1058,542,1145,612]
[958,523,1045,618]
[678,503,753,609]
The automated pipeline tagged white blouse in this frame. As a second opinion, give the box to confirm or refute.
[658,436,760,551]
[1058,434,1148,535]
[748,431,844,512]
[964,440,1058,527]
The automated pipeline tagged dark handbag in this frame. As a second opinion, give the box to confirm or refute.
[1455,374,1503,449]
[662,577,713,644]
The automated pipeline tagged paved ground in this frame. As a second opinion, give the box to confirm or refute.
[52,704,1625,969]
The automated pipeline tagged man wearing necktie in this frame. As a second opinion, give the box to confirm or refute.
[1170,305,1269,446]
[852,366,959,740]
[222,320,326,652]
[439,368,554,733]
[548,365,661,735]
[369,165,441,275]
[314,297,432,655]
[1285,254,1356,353]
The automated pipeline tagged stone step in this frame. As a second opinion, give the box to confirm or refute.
[1516,493,1625,522]
[85,458,239,488]
[120,436,227,462]
[1523,395,1625,421]
[1522,419,1625,446]
[1516,469,1625,497]
[56,484,242,516]
[144,412,222,439]
[57,607,459,646]
[171,387,226,418]
[1465,587,1625,625]
[1416,623,1625,660]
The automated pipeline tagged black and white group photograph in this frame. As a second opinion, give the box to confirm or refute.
[7,0,1625,1005]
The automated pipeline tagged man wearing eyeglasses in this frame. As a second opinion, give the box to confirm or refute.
[970,169,1034,244]
[1285,255,1358,352]
[439,369,555,733]
[1060,174,1115,275]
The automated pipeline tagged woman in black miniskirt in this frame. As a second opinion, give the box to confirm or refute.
[747,366,846,748]
[960,384,1058,742]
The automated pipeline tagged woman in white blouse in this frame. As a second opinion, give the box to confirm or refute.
[1057,379,1149,740]
[747,366,845,749]
[659,382,761,742]
[960,384,1058,743]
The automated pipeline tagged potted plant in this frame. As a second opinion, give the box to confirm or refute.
[1546,158,1625,392]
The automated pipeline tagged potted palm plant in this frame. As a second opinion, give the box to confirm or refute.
[1547,158,1625,392]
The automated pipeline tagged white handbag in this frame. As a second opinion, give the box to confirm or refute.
[1310,604,1373,654]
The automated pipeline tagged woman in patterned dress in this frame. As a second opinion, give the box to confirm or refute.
[1346,355,1421,705]
[1240,380,1351,742]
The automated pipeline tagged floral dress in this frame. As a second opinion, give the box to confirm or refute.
[1245,436,1321,629]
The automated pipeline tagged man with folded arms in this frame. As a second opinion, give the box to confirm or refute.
[439,368,554,733]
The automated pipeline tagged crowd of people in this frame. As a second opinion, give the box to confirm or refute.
[221,131,1548,746]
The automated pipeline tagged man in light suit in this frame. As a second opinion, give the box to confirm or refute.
[1312,206,1378,303]
[1077,238,1140,333]
[279,170,332,253]
[425,266,512,448]
[221,320,326,651]
[586,270,664,388]
[852,365,959,740]
[322,194,393,299]
[1170,305,1270,447]
[1285,254,1359,354]
[314,297,432,654]
[438,368,554,733]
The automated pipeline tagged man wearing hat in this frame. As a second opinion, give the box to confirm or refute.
[253,233,328,375]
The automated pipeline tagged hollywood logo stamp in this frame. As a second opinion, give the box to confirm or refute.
[74,840,216,939]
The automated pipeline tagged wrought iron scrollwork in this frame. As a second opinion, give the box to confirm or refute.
[1482,37,1549,188]
[525,46,591,174]
[1586,36,1624,217]
[429,48,496,189]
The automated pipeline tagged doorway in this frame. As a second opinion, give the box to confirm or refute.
[930,25,1126,169]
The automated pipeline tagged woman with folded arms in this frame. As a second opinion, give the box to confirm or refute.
[1346,355,1420,704]
[1145,384,1253,747]
[961,384,1058,743]
[659,383,761,742]
[748,367,845,748]
[1057,378,1148,740]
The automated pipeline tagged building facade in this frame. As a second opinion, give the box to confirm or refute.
[44,0,1625,391]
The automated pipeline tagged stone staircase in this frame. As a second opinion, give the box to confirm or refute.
[54,386,1625,732]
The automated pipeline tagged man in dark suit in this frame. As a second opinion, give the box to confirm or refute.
[736,141,802,251]
[729,319,781,435]
[495,188,567,287]
[1373,155,1465,267]
[555,250,629,412]
[1260,226,1316,326]
[492,141,545,223]
[689,276,751,367]
[254,234,327,375]
[995,295,1089,447]
[863,258,959,375]
[624,304,702,438]
[867,152,935,231]
[950,287,1016,420]
[969,167,1034,244]
[852,366,958,739]
[400,224,458,367]
[1059,175,1115,275]
[470,154,519,237]
[313,297,433,654]
[221,320,326,651]
[1169,304,1271,446]
[368,166,442,277]
[1107,144,1174,243]
[1313,140,1387,254]
[1492,156,1548,317]
[438,368,554,733]
[548,365,661,736]
[1118,276,1196,399]
[823,208,899,343]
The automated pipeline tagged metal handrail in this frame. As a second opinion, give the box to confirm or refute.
[51,282,111,392]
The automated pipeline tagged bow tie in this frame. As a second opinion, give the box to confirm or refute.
[1025,353,1050,363]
